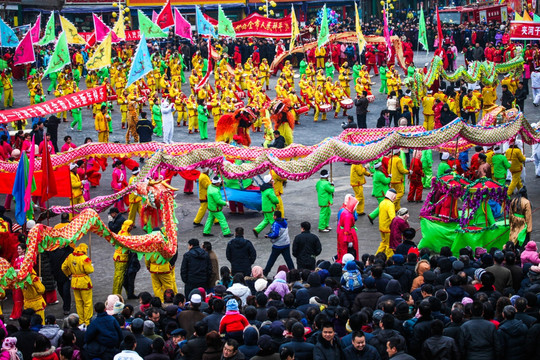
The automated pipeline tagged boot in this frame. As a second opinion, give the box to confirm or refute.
[183,121,187,126]
[122,123,126,129]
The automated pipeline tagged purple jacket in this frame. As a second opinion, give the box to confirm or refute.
[521,241,540,267]
[265,271,290,298]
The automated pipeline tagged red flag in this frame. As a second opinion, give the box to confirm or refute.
[194,41,213,92]
[436,7,443,51]
[156,0,175,29]
[40,133,57,202]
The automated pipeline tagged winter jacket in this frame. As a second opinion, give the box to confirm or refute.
[292,230,321,270]
[385,264,413,293]
[352,289,383,313]
[219,311,249,334]
[369,329,404,360]
[239,326,260,360]
[459,317,501,360]
[181,336,207,360]
[446,286,469,305]
[267,218,290,248]
[228,283,251,306]
[497,319,528,360]
[279,338,315,360]
[265,271,290,298]
[343,343,381,360]
[376,279,403,306]
[39,324,62,347]
[84,311,122,348]
[306,272,333,304]
[31,348,58,360]
[180,246,212,289]
[177,309,206,339]
[521,241,540,266]
[421,335,459,360]
[260,183,279,212]
[226,236,257,276]
[314,334,344,360]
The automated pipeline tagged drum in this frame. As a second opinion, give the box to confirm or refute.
[234,102,244,109]
[294,74,300,79]
[296,105,309,115]
[319,104,332,113]
[235,91,246,99]
[340,98,354,109]
[367,95,375,103]
[206,104,213,111]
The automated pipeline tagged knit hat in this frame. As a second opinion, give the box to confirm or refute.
[373,310,385,322]
[396,208,409,216]
[510,295,521,306]
[364,276,376,289]
[113,301,124,315]
[2,337,16,350]
[385,189,397,201]
[26,220,36,230]
[342,253,355,264]
[474,268,486,281]
[255,278,268,292]
[461,297,473,305]
[251,266,264,278]
[392,254,405,265]
[143,320,155,335]
[226,299,239,312]
[320,169,329,178]
[191,294,202,304]
[131,318,144,330]
[441,152,450,160]
[475,247,487,258]
[263,174,272,183]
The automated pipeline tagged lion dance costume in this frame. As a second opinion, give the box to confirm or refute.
[270,98,295,146]
[215,107,259,147]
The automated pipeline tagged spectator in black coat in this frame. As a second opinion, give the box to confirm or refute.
[181,321,208,360]
[314,322,344,360]
[268,130,286,149]
[515,81,527,113]
[394,228,417,256]
[410,300,434,357]
[307,272,333,304]
[13,316,39,360]
[48,232,74,315]
[497,305,528,360]
[108,207,125,233]
[459,301,501,360]
[292,222,322,270]
[128,318,153,358]
[202,298,225,332]
[226,227,257,276]
[369,314,405,360]
[180,238,212,297]
[501,84,515,109]
[84,302,123,360]
[280,322,315,360]
[145,337,169,360]
[45,115,61,152]
[352,277,383,313]
[343,330,381,360]
[421,319,460,360]
[136,111,154,143]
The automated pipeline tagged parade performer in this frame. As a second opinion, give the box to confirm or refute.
[70,105,83,132]
[492,146,510,185]
[95,104,109,143]
[111,161,128,213]
[126,92,141,144]
[316,169,335,233]
[389,149,409,211]
[187,95,199,134]
[506,140,526,196]
[193,168,215,227]
[197,99,209,141]
[407,150,424,202]
[271,169,285,217]
[270,98,295,146]
[61,243,94,325]
[1,71,13,108]
[314,85,327,122]
[437,152,452,176]
[367,162,390,224]
[376,189,397,257]
[253,175,280,238]
[315,46,326,69]
[509,188,532,245]
[350,163,371,215]
[145,251,175,301]
[22,270,46,321]
[203,176,233,237]
[422,90,435,130]
[70,163,85,218]
[337,194,359,262]
[215,107,258,147]
[152,97,163,137]
[161,97,175,144]
[112,220,133,295]
[128,168,141,224]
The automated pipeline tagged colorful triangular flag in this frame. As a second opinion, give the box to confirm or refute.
[42,32,70,78]
[175,8,193,44]
[354,3,366,56]
[523,12,533,21]
[38,12,55,46]
[152,10,158,23]
[317,4,329,48]
[138,10,167,39]
[127,33,153,87]
[515,12,523,21]
[418,3,429,52]
[13,30,35,66]
[93,14,119,43]
[86,32,112,70]
[218,5,236,38]
[0,17,19,47]
[535,14,540,22]
[60,15,86,45]
[113,11,126,40]
[29,14,41,44]
[290,6,299,51]
[195,5,217,38]
[156,0,175,29]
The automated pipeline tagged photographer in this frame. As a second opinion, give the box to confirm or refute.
[342,116,358,130]
[354,91,369,128]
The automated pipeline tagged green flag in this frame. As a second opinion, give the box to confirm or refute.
[42,32,70,78]
[138,10,167,39]
[418,4,429,52]
[218,5,236,38]
[38,12,55,46]
[317,4,329,48]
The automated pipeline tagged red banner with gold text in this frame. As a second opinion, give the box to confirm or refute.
[0,86,107,124]
[233,13,291,38]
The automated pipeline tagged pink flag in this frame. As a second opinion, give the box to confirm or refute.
[382,10,393,61]
[152,10,158,23]
[93,13,120,43]
[24,136,35,212]
[174,8,193,43]
[29,14,41,44]
[157,0,175,29]
[13,30,35,66]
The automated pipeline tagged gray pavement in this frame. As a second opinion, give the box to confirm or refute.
[1,51,540,323]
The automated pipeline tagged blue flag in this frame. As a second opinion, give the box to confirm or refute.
[126,33,153,88]
[12,152,28,225]
[0,18,19,48]
[195,5,217,38]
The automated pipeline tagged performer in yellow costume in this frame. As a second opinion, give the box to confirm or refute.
[145,252,175,302]
[376,189,397,257]
[1,71,13,108]
[389,149,409,211]
[95,105,109,143]
[187,95,199,134]
[22,270,46,321]
[350,163,371,215]
[271,169,286,216]
[315,46,326,69]
[193,167,217,226]
[422,90,435,130]
[62,243,94,325]
[506,140,526,196]
[112,220,133,295]
[128,168,141,223]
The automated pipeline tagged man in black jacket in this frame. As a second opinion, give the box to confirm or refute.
[180,238,212,297]
[181,321,208,360]
[501,84,515,109]
[515,81,527,113]
[136,111,154,143]
[45,115,61,152]
[108,207,125,233]
[459,300,501,360]
[226,227,257,276]
[13,316,39,360]
[354,91,369,128]
[422,319,459,360]
[268,130,285,149]
[292,221,322,270]
[314,322,344,360]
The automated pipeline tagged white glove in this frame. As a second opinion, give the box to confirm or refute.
[108,215,113,222]
[348,242,353,247]
[82,180,89,185]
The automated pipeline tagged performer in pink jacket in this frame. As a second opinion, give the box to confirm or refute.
[337,194,359,263]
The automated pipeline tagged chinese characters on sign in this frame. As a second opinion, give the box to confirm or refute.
[509,21,540,39]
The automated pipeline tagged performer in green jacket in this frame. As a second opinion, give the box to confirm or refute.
[368,162,391,223]
[152,99,163,137]
[203,176,232,237]
[421,149,433,188]
[253,174,280,237]
[437,152,452,176]
[316,169,335,233]
[492,146,511,186]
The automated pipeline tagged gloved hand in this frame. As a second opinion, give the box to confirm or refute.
[108,215,113,222]
[348,242,353,247]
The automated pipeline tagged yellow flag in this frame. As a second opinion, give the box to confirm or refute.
[514,13,523,21]
[290,6,299,52]
[523,11,533,21]
[113,11,126,40]
[60,15,86,45]
[355,3,366,55]
[86,32,111,70]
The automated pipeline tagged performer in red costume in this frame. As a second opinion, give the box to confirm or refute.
[407,150,424,203]
[337,194,359,262]
[215,106,259,147]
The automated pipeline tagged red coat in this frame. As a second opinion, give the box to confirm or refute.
[252,51,260,65]
[409,158,424,185]
[366,50,376,65]
[337,208,358,261]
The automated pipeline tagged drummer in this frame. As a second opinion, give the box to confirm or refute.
[314,84,328,122]
[333,82,347,118]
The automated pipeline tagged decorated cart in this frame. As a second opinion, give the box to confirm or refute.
[418,175,510,255]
